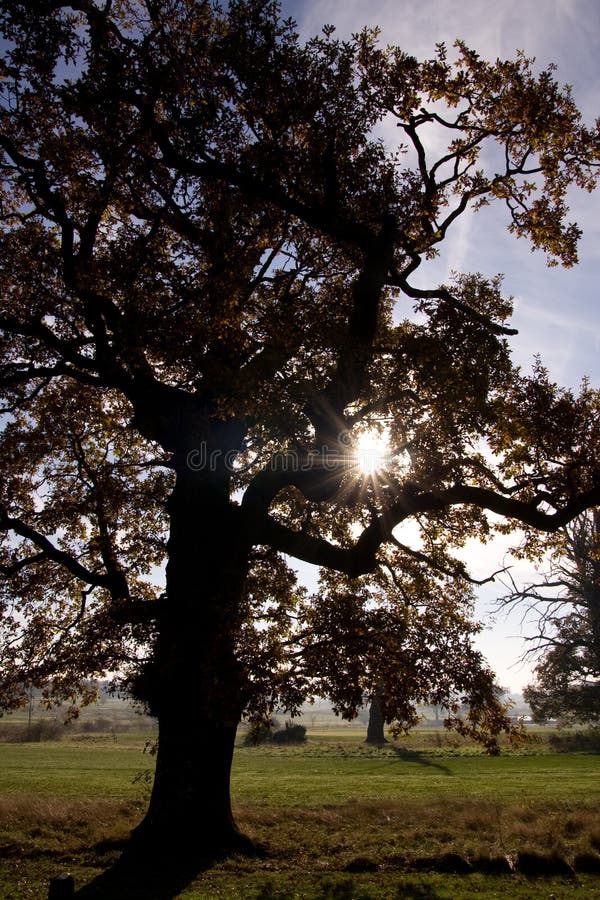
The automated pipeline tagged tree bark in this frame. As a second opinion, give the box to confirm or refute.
[365,688,387,744]
[128,460,252,859]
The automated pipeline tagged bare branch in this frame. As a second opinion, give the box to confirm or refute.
[390,534,508,586]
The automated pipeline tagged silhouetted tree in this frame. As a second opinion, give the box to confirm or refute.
[502,511,600,723]
[1,0,600,867]
[302,563,508,751]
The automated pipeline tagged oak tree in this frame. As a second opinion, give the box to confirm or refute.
[1,0,600,866]
[301,561,512,753]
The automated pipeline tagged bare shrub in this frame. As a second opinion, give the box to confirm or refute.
[18,720,64,742]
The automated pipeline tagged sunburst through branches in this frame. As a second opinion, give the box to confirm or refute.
[354,428,392,476]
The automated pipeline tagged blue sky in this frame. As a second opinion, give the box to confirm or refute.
[280,0,600,691]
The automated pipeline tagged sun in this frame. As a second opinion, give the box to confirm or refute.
[354,429,391,476]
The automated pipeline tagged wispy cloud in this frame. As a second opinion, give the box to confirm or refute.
[284,0,600,126]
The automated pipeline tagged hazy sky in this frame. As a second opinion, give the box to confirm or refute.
[280,0,600,692]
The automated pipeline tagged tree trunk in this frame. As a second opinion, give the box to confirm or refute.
[128,461,252,860]
[365,688,387,744]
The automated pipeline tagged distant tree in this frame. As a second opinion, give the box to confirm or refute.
[1,0,600,871]
[502,511,600,724]
[299,562,510,752]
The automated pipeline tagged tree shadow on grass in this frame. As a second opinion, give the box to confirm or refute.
[74,838,265,900]
[74,853,211,900]
[388,746,452,775]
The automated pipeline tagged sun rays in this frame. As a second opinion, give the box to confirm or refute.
[354,428,392,476]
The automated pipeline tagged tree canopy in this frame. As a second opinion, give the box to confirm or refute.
[1,0,600,861]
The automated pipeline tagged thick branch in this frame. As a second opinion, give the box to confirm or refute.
[0,508,126,596]
[387,270,517,336]
[255,482,600,578]
[253,515,378,577]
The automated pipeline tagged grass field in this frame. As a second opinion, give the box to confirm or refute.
[1,730,599,898]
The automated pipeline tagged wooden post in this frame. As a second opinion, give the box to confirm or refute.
[48,873,74,899]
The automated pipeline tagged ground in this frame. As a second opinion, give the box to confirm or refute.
[0,706,599,898]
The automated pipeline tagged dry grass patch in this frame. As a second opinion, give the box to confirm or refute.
[0,796,141,858]
[234,798,600,872]
[1,797,600,897]
[2,794,599,873]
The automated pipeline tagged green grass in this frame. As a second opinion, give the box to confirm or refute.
[1,732,599,898]
[231,744,600,805]
[0,734,151,799]
[1,733,597,805]
[167,871,600,899]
